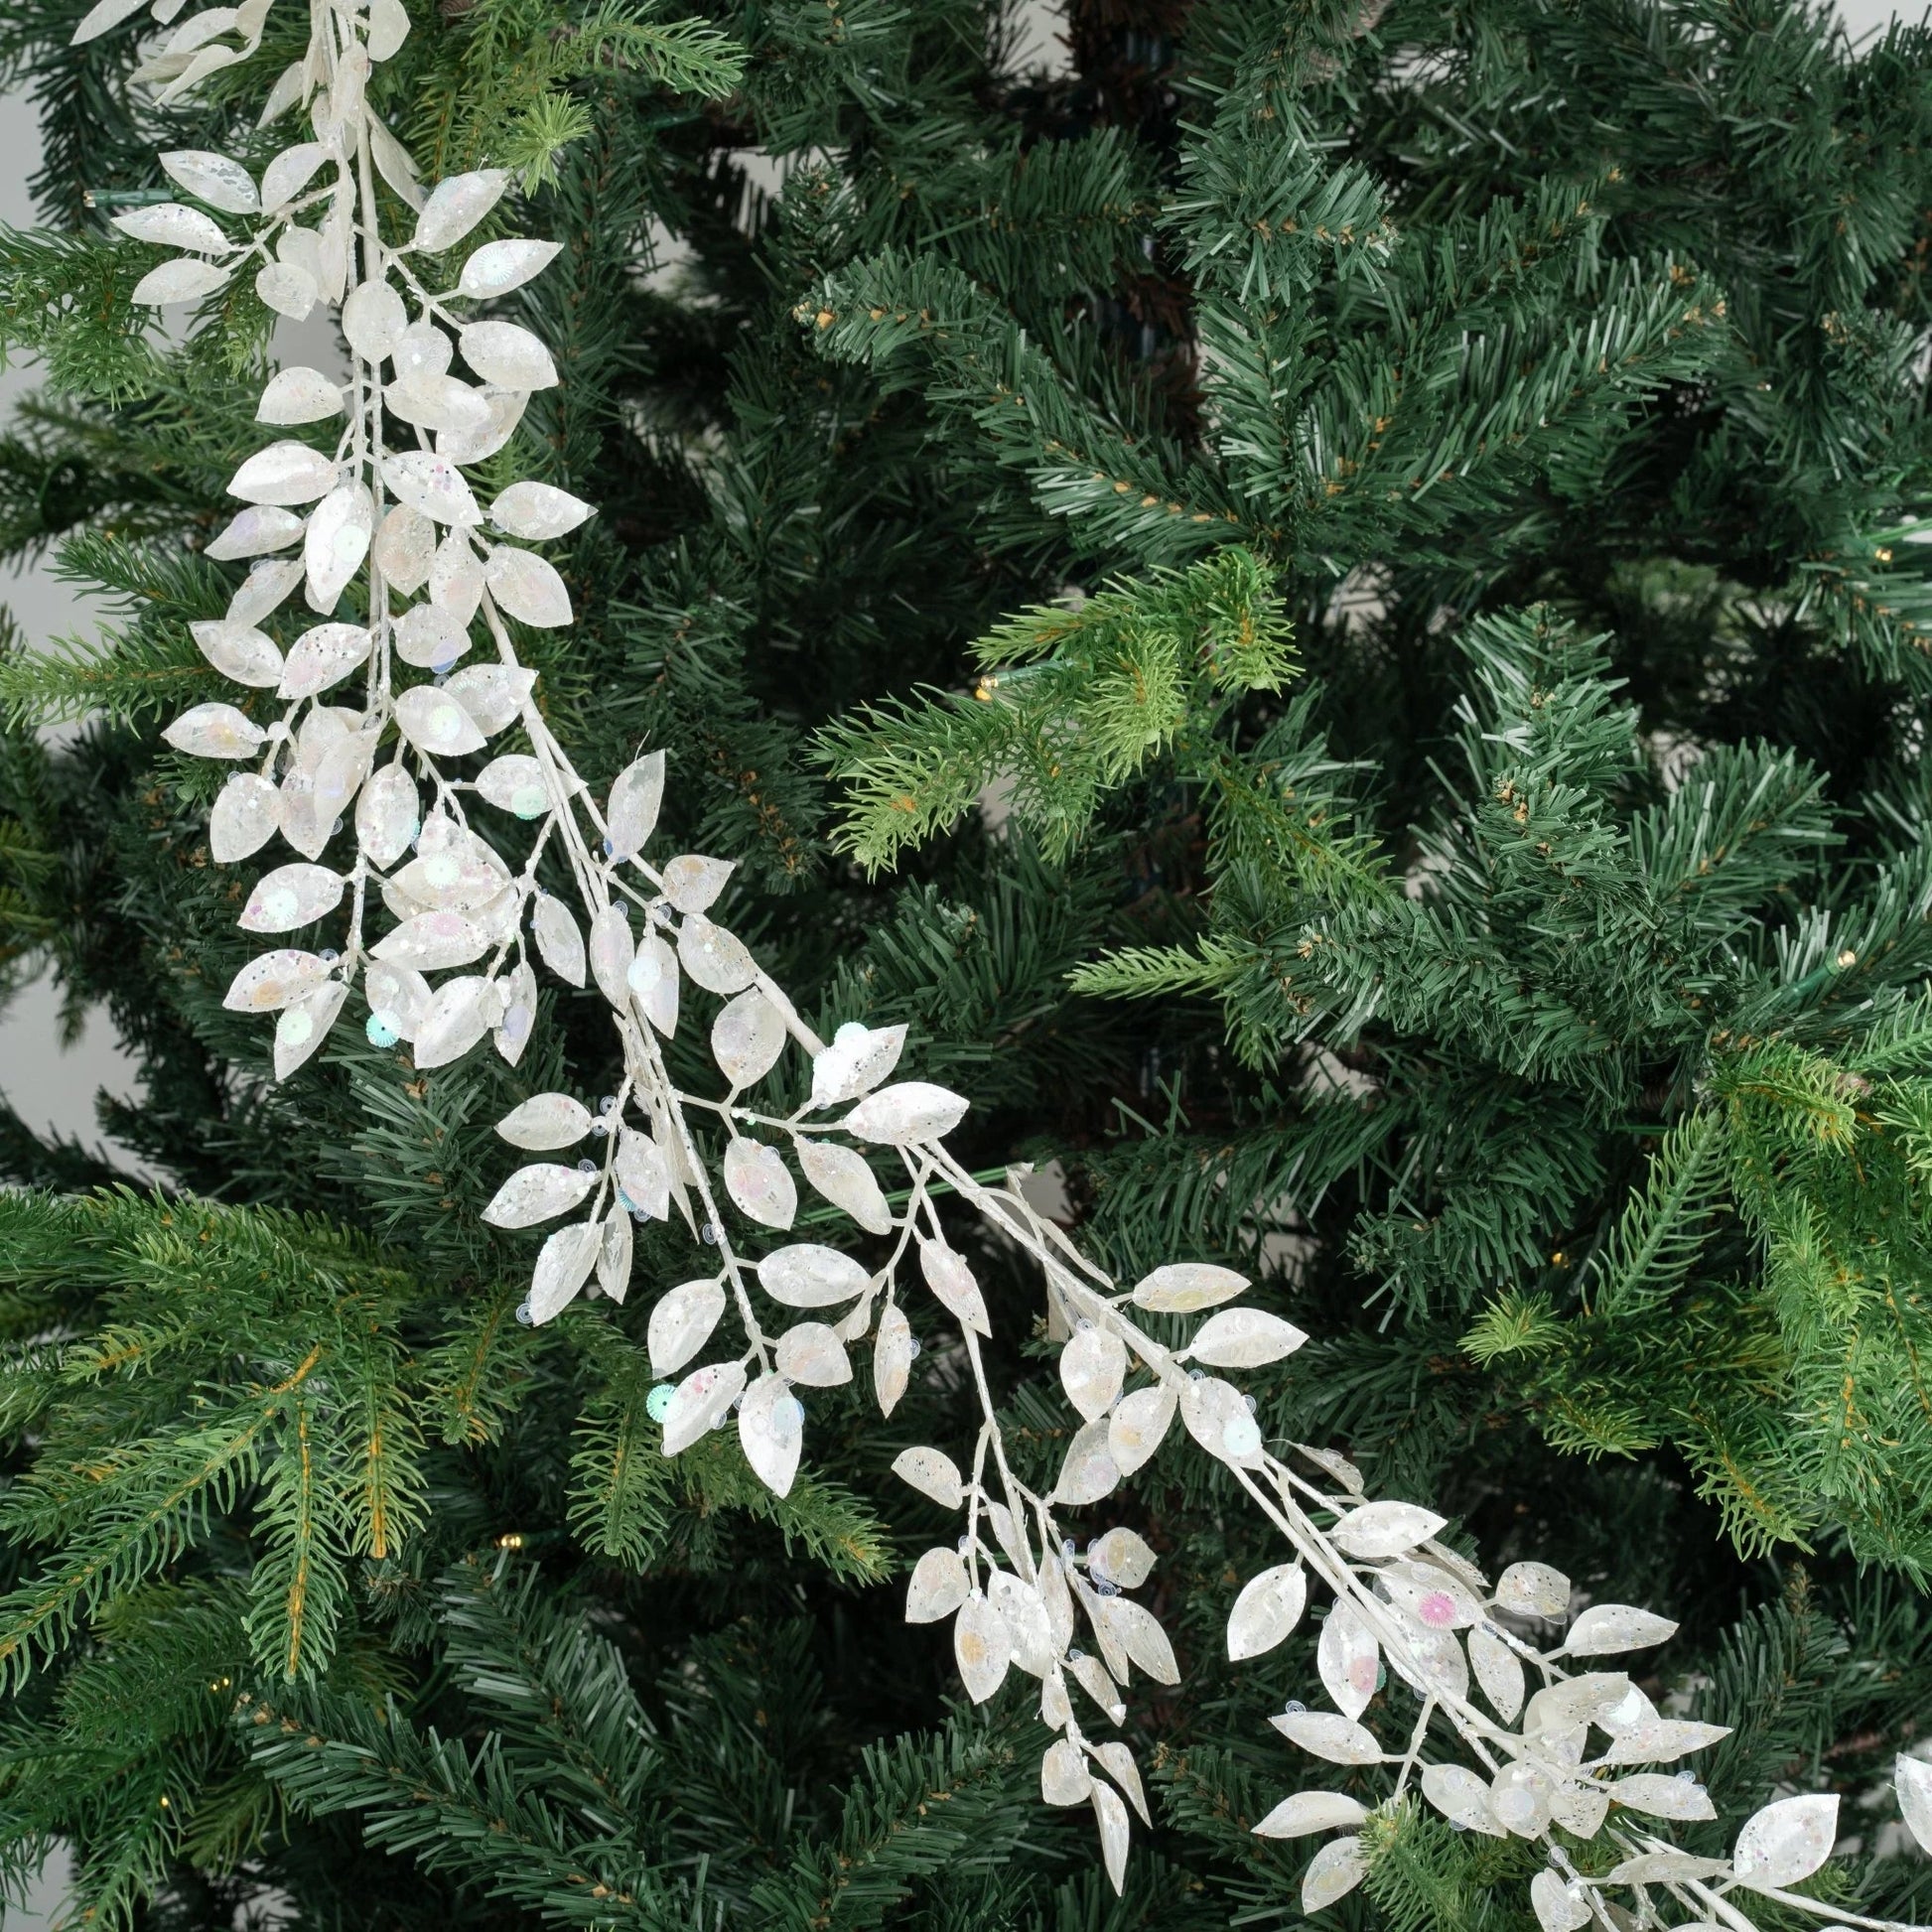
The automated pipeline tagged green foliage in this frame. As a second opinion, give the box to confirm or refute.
[821,548,1295,870]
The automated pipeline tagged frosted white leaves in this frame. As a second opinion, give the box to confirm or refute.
[1060,1323,1127,1421]
[1053,1419,1121,1506]
[873,1304,913,1414]
[739,1374,803,1497]
[1179,1374,1264,1466]
[1087,1527,1156,1589]
[1608,1774,1716,1821]
[796,1139,892,1235]
[1422,1762,1504,1836]
[383,452,482,526]
[589,904,633,1007]
[192,619,281,687]
[257,366,343,424]
[724,1138,796,1228]
[1468,1624,1525,1722]
[1560,1603,1677,1656]
[1131,1262,1248,1313]
[1731,1793,1838,1891]
[496,1092,592,1151]
[662,854,735,913]
[955,1595,1011,1703]
[416,977,500,1068]
[712,990,784,1087]
[396,685,485,757]
[1529,1871,1591,1932]
[1330,1501,1446,1561]
[211,772,279,860]
[758,1243,870,1308]
[478,755,549,818]
[460,320,558,390]
[1108,1384,1174,1476]
[1091,1595,1177,1685]
[1317,1601,1380,1720]
[280,620,369,699]
[114,202,234,254]
[677,915,758,995]
[160,149,258,212]
[648,1280,725,1376]
[260,143,327,212]
[810,1022,907,1109]
[1227,1563,1308,1660]
[844,1080,969,1145]
[273,980,345,1078]
[387,372,490,436]
[224,948,327,1012]
[1272,1710,1381,1765]
[1898,1754,1932,1855]
[1179,1307,1307,1368]
[774,1321,850,1387]
[606,752,664,858]
[240,862,343,930]
[132,256,231,306]
[919,1242,990,1336]
[1040,1738,1091,1806]
[534,895,587,985]
[627,935,679,1035]
[491,479,594,541]
[1494,1561,1570,1619]
[356,765,419,870]
[343,279,408,361]
[72,0,153,47]
[256,261,318,319]
[1253,1791,1368,1839]
[459,238,563,298]
[374,503,436,592]
[1595,1717,1729,1765]
[905,1547,969,1624]
[485,546,572,626]
[367,0,411,61]
[207,505,305,560]
[412,169,509,253]
[1090,1777,1131,1893]
[599,1213,637,1306]
[529,1222,601,1323]
[1302,1837,1367,1913]
[893,1446,963,1509]
[482,1162,595,1229]
[660,1361,747,1456]
[231,441,338,505]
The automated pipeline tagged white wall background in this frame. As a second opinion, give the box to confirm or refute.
[0,0,1913,1920]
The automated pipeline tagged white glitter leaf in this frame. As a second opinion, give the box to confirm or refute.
[844,1080,970,1144]
[758,1243,870,1308]
[1226,1563,1307,1661]
[412,169,508,252]
[458,237,563,298]
[239,862,343,930]
[132,255,230,305]
[723,1139,796,1229]
[739,1373,803,1497]
[660,1360,747,1456]
[648,1279,725,1376]
[460,320,557,389]
[256,365,343,423]
[1731,1793,1838,1892]
[230,441,338,505]
[1253,1791,1369,1839]
[1130,1262,1248,1313]
[490,479,594,540]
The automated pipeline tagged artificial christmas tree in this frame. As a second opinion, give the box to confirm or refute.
[4,0,1932,1926]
